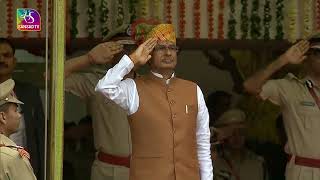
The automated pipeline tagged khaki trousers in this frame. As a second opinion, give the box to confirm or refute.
[91,159,129,180]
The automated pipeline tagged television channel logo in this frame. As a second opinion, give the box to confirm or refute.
[17,8,41,31]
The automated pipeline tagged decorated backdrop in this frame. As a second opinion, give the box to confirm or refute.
[1,0,320,41]
[0,0,317,144]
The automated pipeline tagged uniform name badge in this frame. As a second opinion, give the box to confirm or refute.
[300,101,316,107]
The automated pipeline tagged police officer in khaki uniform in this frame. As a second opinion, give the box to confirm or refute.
[0,79,37,180]
[244,34,320,180]
[64,38,136,180]
[213,109,268,180]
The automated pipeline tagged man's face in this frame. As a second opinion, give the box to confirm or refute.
[150,41,178,70]
[0,43,16,77]
[306,49,320,76]
[0,103,21,135]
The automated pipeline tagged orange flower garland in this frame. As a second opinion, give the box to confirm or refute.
[22,0,28,8]
[22,0,29,38]
[36,0,42,37]
[193,0,200,38]
[6,0,13,37]
[316,0,320,30]
[48,1,52,36]
[179,0,186,38]
[207,0,214,39]
[218,0,225,39]
[166,0,172,24]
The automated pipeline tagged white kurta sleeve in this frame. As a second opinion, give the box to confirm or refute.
[196,86,214,180]
[95,55,139,115]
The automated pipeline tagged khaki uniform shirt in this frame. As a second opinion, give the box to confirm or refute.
[65,72,131,156]
[0,134,37,180]
[261,73,320,180]
[214,150,267,180]
[261,73,320,158]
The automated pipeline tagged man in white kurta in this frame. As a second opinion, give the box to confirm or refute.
[95,23,213,180]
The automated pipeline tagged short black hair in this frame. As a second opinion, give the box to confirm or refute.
[0,38,15,55]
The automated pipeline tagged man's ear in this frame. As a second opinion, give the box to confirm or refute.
[13,57,17,65]
[0,112,7,125]
[11,57,17,70]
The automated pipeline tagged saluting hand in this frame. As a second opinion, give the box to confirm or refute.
[280,40,310,65]
[129,38,157,66]
[88,41,123,64]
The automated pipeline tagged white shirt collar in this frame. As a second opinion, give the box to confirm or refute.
[151,71,175,84]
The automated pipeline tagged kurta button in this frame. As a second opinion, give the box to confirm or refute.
[172,114,176,118]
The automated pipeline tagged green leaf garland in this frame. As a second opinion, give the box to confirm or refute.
[228,0,236,39]
[275,0,284,39]
[240,0,248,39]
[250,0,261,39]
[87,0,96,38]
[70,0,79,39]
[99,0,109,37]
[129,0,138,22]
[263,0,271,40]
[117,0,124,27]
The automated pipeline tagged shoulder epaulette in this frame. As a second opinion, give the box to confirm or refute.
[0,144,30,159]
[285,73,298,80]
[285,73,306,84]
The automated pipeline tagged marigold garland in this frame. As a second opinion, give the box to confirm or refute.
[316,0,320,30]
[240,0,249,39]
[194,0,201,38]
[48,1,52,36]
[217,0,225,39]
[6,0,13,37]
[70,0,79,39]
[166,0,172,23]
[99,0,109,37]
[87,0,96,38]
[22,0,28,38]
[207,0,214,39]
[228,0,236,40]
[303,0,313,38]
[287,0,298,42]
[36,0,42,37]
[179,0,186,38]
[22,1,28,8]
[275,0,284,39]
[263,0,271,40]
